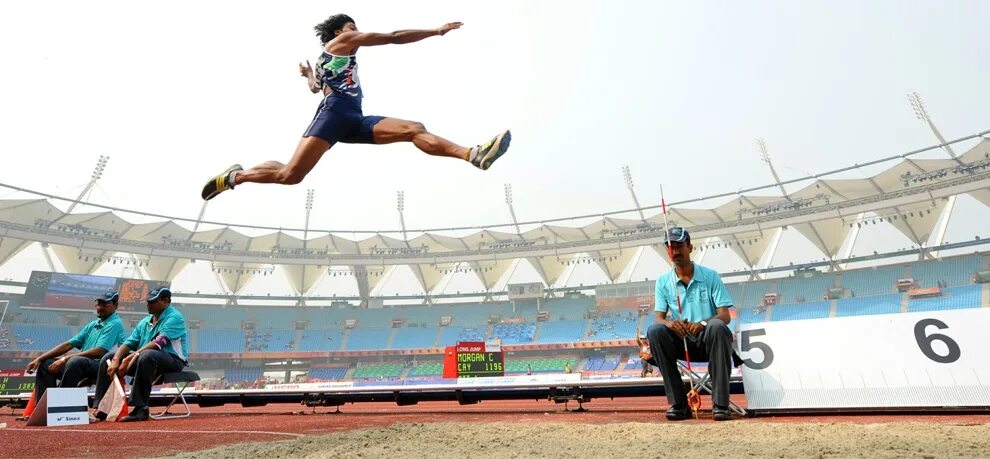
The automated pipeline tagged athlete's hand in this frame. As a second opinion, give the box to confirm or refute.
[438,22,463,36]
[299,60,314,78]
[687,322,705,336]
[26,358,41,374]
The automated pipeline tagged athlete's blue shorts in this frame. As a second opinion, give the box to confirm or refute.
[303,95,385,144]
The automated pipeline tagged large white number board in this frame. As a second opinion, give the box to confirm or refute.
[739,308,990,410]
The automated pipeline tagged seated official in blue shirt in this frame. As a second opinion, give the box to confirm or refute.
[94,287,187,422]
[647,227,735,422]
[25,291,126,402]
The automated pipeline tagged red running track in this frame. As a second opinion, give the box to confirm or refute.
[1,395,988,458]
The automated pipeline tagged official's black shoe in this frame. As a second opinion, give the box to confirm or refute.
[89,411,107,423]
[712,406,733,421]
[119,406,150,422]
[200,164,243,201]
[665,405,692,421]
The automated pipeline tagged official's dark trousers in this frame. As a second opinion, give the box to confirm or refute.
[34,355,101,399]
[95,350,184,409]
[646,318,733,409]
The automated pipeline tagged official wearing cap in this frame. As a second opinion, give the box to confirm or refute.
[26,290,126,400]
[647,227,736,421]
[95,287,187,422]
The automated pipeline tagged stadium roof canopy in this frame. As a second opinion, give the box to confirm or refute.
[1,132,989,300]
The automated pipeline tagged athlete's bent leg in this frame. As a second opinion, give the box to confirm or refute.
[371,117,511,170]
[200,136,331,200]
[371,117,469,160]
[236,137,332,185]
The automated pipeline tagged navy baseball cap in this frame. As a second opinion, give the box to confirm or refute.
[95,291,119,303]
[663,227,691,245]
[146,287,172,302]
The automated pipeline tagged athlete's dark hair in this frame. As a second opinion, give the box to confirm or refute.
[315,14,356,44]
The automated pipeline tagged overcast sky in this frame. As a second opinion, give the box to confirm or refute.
[0,0,987,296]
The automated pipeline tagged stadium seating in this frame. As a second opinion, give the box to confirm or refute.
[506,357,577,374]
[0,325,12,350]
[907,285,982,312]
[297,329,343,352]
[909,255,981,288]
[351,307,397,328]
[344,327,392,351]
[775,273,836,303]
[391,326,438,349]
[735,304,768,328]
[734,280,774,309]
[840,265,904,296]
[245,329,296,352]
[586,316,640,341]
[196,306,249,328]
[247,308,299,329]
[4,253,986,381]
[447,302,504,326]
[835,294,902,317]
[435,326,486,347]
[583,356,604,371]
[583,356,621,372]
[352,363,404,379]
[10,323,72,351]
[536,320,586,343]
[490,322,536,344]
[770,300,831,322]
[307,367,348,381]
[409,361,443,377]
[544,298,594,321]
[225,366,262,383]
[14,309,60,324]
[196,328,245,353]
[396,305,446,327]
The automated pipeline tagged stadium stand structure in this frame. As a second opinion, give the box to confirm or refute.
[2,253,987,384]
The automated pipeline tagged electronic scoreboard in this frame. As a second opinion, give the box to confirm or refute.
[0,370,35,396]
[444,342,505,378]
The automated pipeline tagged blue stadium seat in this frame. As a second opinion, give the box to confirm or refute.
[770,300,831,322]
[391,326,438,349]
[836,294,901,317]
[490,322,536,344]
[307,367,348,381]
[225,366,263,383]
[345,327,392,350]
[196,328,245,353]
[840,266,905,296]
[10,323,72,351]
[907,285,982,312]
[910,255,981,288]
[537,320,586,343]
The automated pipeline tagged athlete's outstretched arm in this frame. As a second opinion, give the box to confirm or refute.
[328,22,462,52]
[298,60,320,94]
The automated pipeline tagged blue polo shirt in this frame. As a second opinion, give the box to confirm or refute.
[68,312,125,353]
[124,305,187,362]
[655,262,734,322]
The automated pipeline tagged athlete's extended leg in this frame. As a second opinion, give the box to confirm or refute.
[371,118,511,170]
[200,136,331,200]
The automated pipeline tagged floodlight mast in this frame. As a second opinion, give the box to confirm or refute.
[756,139,788,270]
[57,155,110,219]
[622,166,647,221]
[908,92,956,258]
[504,184,523,237]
